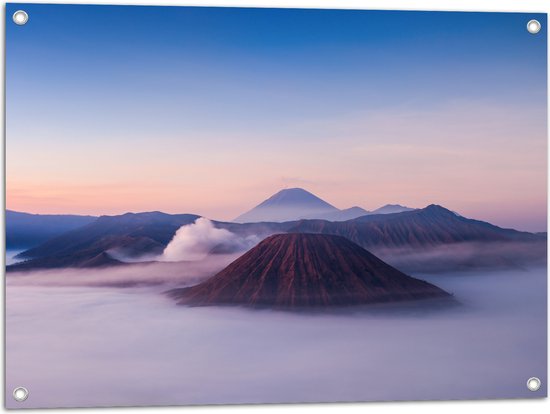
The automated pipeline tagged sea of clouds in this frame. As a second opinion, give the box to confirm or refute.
[4,267,547,408]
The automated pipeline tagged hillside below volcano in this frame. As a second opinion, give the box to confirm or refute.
[170,233,451,309]
[286,204,544,249]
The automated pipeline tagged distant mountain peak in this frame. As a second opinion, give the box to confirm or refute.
[319,206,370,222]
[111,211,169,217]
[276,187,311,194]
[370,204,415,215]
[234,188,339,223]
[422,204,455,215]
[258,188,336,208]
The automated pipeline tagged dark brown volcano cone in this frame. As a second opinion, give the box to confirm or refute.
[172,233,450,309]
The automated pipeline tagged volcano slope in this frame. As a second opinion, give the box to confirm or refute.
[170,233,451,309]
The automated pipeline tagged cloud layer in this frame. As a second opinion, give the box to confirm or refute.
[5,267,547,408]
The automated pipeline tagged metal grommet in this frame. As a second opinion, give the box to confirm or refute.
[13,386,29,402]
[527,19,541,34]
[13,10,29,25]
[527,377,541,392]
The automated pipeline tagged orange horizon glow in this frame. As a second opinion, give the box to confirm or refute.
[7,103,547,232]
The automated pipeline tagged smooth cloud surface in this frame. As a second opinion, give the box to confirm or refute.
[5,267,547,408]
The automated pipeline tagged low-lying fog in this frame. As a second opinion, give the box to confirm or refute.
[6,254,238,288]
[5,266,547,408]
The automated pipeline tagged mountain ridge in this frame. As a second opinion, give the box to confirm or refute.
[15,212,201,263]
[289,204,541,250]
[7,205,545,272]
[233,188,417,223]
[6,210,98,250]
[370,204,415,215]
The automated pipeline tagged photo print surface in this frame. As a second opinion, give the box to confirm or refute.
[5,3,548,409]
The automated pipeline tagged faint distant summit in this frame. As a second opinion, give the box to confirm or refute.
[370,204,415,215]
[234,188,339,223]
[233,188,415,223]
[256,188,335,209]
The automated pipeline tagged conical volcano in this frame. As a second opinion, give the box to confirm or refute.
[233,188,339,223]
[171,233,450,309]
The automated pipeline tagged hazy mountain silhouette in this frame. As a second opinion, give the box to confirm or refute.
[6,210,97,250]
[169,233,451,309]
[318,206,370,221]
[234,188,340,223]
[287,204,543,250]
[233,188,418,223]
[11,212,200,269]
[370,204,415,215]
[9,205,545,272]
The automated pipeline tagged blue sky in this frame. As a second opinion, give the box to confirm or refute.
[6,4,548,231]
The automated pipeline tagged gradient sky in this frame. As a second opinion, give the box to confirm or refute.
[6,4,548,231]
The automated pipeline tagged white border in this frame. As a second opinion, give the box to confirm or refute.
[1,0,550,13]
[1,1,549,413]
